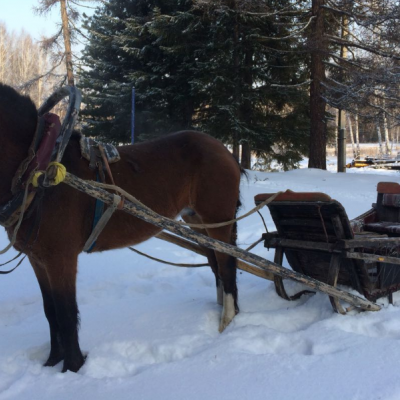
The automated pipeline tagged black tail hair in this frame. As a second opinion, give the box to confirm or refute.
[230,198,242,246]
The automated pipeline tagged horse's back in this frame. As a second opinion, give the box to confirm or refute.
[100,130,242,243]
[117,130,240,182]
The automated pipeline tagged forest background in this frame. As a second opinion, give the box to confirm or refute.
[1,0,400,171]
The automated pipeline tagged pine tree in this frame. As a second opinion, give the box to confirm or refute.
[80,0,310,169]
[80,0,197,143]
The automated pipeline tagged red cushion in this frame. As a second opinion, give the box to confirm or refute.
[377,182,400,194]
[254,191,331,204]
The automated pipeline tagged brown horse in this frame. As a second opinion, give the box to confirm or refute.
[0,83,242,373]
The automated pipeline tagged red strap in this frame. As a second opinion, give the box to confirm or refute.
[22,113,61,182]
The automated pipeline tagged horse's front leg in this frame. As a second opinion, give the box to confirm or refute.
[30,258,65,366]
[40,254,85,372]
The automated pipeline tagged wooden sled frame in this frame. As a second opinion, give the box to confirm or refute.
[62,173,380,314]
[254,186,400,314]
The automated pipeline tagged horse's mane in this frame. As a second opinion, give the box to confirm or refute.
[0,83,37,116]
[0,83,38,143]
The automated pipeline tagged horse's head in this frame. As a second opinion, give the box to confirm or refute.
[0,83,38,202]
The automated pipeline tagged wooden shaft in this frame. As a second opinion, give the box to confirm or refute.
[156,232,275,281]
[267,238,338,253]
[339,237,400,249]
[344,251,400,265]
[64,173,381,312]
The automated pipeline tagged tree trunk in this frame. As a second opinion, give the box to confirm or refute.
[240,48,253,170]
[383,109,390,155]
[232,141,240,160]
[347,113,356,159]
[334,109,338,156]
[377,119,383,157]
[241,141,251,169]
[232,0,241,163]
[60,0,74,86]
[308,0,326,169]
[0,25,6,82]
[355,111,360,159]
[37,49,44,107]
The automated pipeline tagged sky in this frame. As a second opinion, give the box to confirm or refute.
[2,0,59,40]
[1,0,95,42]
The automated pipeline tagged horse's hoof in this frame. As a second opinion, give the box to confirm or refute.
[61,354,86,373]
[219,318,231,332]
[219,292,237,332]
[44,352,65,367]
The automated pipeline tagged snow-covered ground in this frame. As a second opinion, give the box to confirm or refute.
[1,156,400,400]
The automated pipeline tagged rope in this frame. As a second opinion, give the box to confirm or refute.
[0,255,26,274]
[257,210,268,233]
[128,246,209,267]
[244,237,264,252]
[0,251,23,267]
[86,180,283,230]
[128,235,264,268]
[0,174,33,254]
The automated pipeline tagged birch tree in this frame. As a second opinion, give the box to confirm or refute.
[0,23,8,83]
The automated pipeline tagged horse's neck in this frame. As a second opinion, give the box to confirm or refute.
[0,134,32,204]
[0,85,38,204]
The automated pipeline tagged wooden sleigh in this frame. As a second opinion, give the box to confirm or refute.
[254,182,400,313]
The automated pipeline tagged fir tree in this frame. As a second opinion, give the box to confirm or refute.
[148,0,310,168]
[80,0,310,169]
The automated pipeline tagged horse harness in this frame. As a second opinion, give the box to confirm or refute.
[79,137,123,252]
[0,86,123,257]
[0,86,81,230]
[0,113,62,228]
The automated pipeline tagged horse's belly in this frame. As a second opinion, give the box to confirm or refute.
[91,209,180,252]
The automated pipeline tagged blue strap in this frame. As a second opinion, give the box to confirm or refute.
[85,173,104,253]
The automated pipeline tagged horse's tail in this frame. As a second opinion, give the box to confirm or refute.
[230,199,241,247]
[229,187,243,313]
[230,158,247,247]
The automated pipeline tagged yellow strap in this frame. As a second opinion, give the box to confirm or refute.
[30,163,66,188]
[31,172,43,188]
[47,162,66,185]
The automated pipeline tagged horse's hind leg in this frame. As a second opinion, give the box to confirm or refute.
[36,254,84,372]
[204,249,223,306]
[205,225,239,332]
[30,258,64,366]
[185,209,239,331]
[182,211,223,305]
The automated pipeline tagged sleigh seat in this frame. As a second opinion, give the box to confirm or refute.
[254,183,400,312]
[355,182,400,236]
